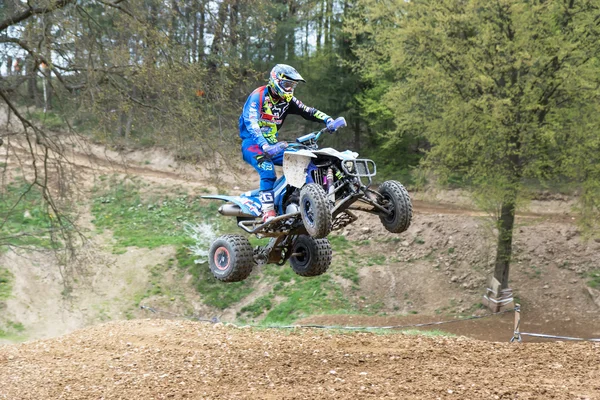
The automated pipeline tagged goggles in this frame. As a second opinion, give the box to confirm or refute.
[279,79,298,92]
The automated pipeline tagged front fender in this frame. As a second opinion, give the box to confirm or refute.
[283,150,316,189]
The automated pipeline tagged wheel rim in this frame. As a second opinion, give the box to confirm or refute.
[382,194,396,223]
[292,244,309,267]
[302,198,316,227]
[214,247,230,271]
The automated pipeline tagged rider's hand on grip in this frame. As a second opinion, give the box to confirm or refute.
[326,118,336,133]
[326,117,347,133]
[262,141,288,158]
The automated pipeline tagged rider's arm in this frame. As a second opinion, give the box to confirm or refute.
[242,91,269,149]
[288,97,331,124]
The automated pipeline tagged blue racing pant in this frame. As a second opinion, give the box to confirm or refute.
[241,139,284,192]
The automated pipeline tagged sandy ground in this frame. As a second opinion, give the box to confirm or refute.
[0,319,599,400]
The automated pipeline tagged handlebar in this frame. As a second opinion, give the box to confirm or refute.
[289,117,347,149]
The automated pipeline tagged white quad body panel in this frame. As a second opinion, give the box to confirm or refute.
[313,147,359,160]
[283,150,315,189]
[282,148,359,189]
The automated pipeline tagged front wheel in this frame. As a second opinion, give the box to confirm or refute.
[378,180,412,234]
[299,183,332,238]
[289,235,332,277]
[208,234,254,282]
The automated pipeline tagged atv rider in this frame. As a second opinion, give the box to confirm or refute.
[239,64,336,222]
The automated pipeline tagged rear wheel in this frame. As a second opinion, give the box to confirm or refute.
[299,183,332,238]
[289,235,332,277]
[378,180,412,233]
[208,234,254,282]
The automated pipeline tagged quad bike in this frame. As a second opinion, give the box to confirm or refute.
[202,117,412,282]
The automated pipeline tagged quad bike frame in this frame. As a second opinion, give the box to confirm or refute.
[204,119,412,282]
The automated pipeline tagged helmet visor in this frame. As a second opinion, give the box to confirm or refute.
[279,79,298,92]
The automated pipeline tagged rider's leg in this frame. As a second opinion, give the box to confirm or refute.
[242,143,279,221]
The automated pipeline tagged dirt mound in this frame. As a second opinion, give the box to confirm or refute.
[0,319,598,399]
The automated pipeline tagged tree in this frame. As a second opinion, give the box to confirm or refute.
[353,0,600,299]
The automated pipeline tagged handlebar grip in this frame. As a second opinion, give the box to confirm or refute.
[332,117,347,130]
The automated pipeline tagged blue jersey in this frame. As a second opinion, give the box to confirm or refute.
[239,85,330,148]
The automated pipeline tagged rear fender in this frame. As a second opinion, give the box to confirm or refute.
[201,195,262,217]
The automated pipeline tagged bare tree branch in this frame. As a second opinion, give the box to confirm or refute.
[0,0,75,32]
[95,0,135,19]
[0,37,87,91]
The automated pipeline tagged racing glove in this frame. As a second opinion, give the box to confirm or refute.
[262,141,288,158]
[326,117,336,133]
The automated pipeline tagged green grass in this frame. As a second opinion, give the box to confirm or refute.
[328,235,353,252]
[239,261,361,325]
[0,180,56,249]
[26,110,66,130]
[338,260,360,285]
[0,268,13,300]
[0,320,26,342]
[588,270,600,289]
[91,177,223,249]
[240,294,274,318]
[367,255,387,266]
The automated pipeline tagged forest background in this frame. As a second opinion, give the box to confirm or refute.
[1,0,600,292]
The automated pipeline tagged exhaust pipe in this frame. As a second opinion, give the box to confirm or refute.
[218,204,256,218]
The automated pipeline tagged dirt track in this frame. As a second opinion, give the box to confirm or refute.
[1,319,599,400]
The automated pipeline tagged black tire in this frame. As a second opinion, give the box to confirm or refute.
[299,183,332,238]
[289,235,332,277]
[378,180,412,234]
[208,234,254,282]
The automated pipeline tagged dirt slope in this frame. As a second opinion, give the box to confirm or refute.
[0,319,598,400]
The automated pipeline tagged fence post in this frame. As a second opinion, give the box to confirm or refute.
[510,303,522,343]
[483,277,514,312]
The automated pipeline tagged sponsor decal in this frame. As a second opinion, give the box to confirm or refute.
[241,198,260,215]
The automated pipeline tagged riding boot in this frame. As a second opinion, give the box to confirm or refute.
[259,191,276,223]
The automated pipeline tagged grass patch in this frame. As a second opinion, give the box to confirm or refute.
[259,263,356,325]
[176,246,256,309]
[0,320,26,342]
[240,294,274,318]
[338,260,360,285]
[91,177,223,249]
[0,180,57,249]
[0,268,13,300]
[131,263,186,306]
[588,270,600,289]
[329,235,353,252]
[367,255,386,266]
[27,110,66,130]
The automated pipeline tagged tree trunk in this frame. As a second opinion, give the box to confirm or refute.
[493,197,516,289]
[304,18,309,56]
[192,0,198,62]
[316,0,323,52]
[210,0,228,56]
[26,57,41,107]
[287,1,296,61]
[354,118,360,151]
[229,0,239,48]
[6,56,13,75]
[199,0,205,60]
[324,0,332,50]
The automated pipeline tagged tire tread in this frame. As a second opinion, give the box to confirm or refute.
[300,183,332,239]
[209,234,254,282]
[378,180,413,233]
